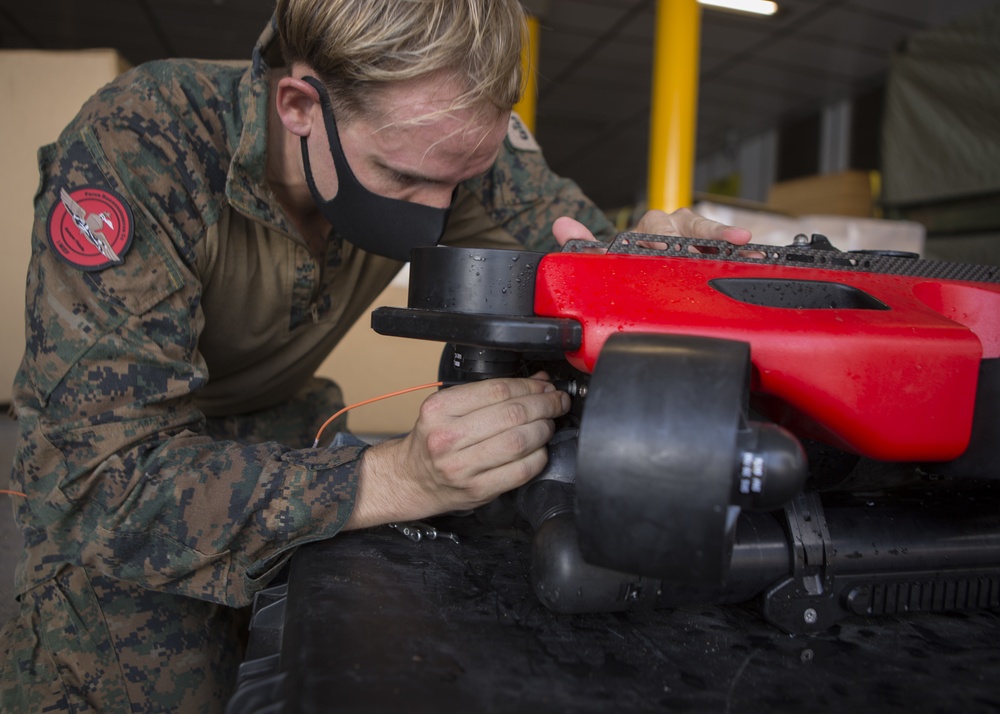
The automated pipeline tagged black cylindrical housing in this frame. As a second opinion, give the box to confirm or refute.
[408,246,544,316]
[732,422,809,511]
[530,511,791,614]
[529,490,1000,618]
[820,492,1000,572]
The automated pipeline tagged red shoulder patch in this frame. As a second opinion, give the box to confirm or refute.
[47,186,134,271]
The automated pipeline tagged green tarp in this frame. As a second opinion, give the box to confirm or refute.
[882,4,1000,206]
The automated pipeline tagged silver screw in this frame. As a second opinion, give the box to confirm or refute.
[803,608,818,625]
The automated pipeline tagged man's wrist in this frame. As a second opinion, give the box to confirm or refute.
[342,437,417,530]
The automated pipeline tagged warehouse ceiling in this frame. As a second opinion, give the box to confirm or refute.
[1,0,997,209]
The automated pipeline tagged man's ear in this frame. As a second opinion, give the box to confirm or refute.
[275,76,322,137]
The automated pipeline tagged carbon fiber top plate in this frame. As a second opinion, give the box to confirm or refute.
[562,234,1000,284]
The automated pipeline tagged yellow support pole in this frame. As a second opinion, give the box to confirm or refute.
[513,14,541,132]
[647,0,701,213]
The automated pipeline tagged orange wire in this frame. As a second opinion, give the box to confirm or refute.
[1,489,26,498]
[312,381,444,448]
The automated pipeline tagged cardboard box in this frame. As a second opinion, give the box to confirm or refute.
[0,49,129,403]
[316,272,443,436]
[767,170,876,218]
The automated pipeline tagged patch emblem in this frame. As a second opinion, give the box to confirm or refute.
[507,113,541,152]
[47,186,134,270]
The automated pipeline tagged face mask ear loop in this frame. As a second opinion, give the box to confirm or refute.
[301,76,360,188]
[300,135,327,205]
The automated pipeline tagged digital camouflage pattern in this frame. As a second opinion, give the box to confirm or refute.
[0,16,614,713]
[2,566,248,712]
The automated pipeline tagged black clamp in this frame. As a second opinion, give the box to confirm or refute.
[760,492,840,634]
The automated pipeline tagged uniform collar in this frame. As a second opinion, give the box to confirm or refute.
[226,16,297,236]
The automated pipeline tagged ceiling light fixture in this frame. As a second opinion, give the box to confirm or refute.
[698,0,778,16]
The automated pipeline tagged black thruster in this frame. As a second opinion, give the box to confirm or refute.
[575,333,806,587]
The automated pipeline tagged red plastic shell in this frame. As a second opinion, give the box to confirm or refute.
[533,252,1000,462]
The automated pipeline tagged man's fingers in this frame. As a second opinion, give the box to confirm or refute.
[719,225,753,245]
[553,209,752,249]
[552,216,599,246]
[632,207,752,246]
[436,414,557,486]
[457,445,551,505]
[688,214,752,245]
[425,375,555,419]
[429,386,569,456]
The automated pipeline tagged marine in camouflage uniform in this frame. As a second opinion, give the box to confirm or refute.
[0,18,613,714]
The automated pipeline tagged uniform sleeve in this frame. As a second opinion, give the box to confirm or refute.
[448,114,616,253]
[13,74,360,608]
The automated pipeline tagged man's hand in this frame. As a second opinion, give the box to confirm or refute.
[343,373,569,529]
[552,207,752,247]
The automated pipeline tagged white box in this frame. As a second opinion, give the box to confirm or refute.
[694,201,926,256]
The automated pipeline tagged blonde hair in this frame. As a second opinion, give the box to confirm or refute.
[276,0,526,121]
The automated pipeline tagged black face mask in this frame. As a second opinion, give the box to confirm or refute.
[299,76,454,262]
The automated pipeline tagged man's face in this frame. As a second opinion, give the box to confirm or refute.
[304,71,510,209]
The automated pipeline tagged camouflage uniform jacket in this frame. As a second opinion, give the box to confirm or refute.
[11,20,614,609]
